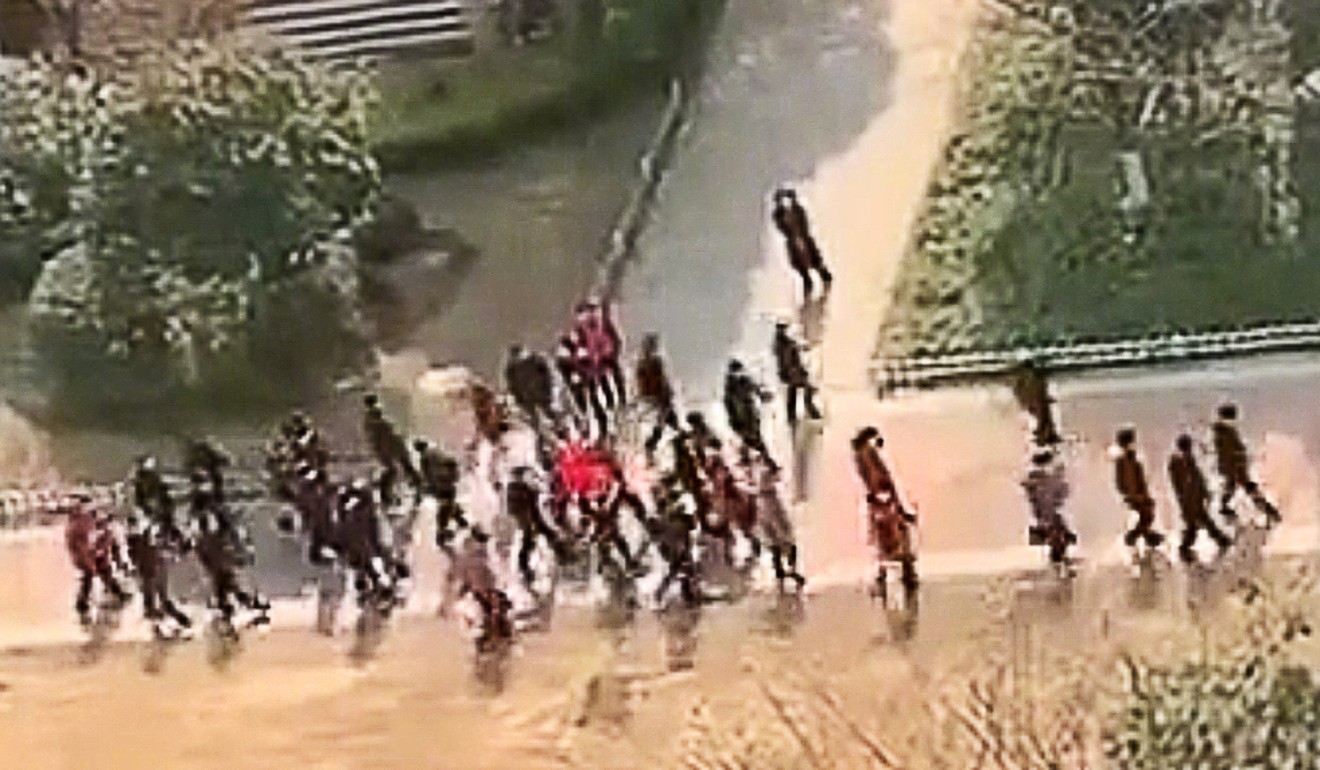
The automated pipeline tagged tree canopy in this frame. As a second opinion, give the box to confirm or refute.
[1,35,382,409]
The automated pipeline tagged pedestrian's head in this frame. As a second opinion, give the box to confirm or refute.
[509,344,523,359]
[470,527,490,544]
[413,439,429,453]
[642,333,659,353]
[1032,448,1054,466]
[1175,434,1194,453]
[139,455,157,471]
[687,412,706,428]
[775,320,789,333]
[364,394,379,409]
[773,187,790,202]
[1116,427,1137,448]
[1218,403,1238,421]
[728,359,744,373]
[853,426,880,449]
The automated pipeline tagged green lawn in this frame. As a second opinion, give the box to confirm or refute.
[371,40,605,170]
[879,10,1320,361]
[969,126,1317,349]
[370,0,724,172]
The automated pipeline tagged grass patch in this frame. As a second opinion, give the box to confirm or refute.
[879,2,1320,360]
[974,127,1315,349]
[370,2,724,172]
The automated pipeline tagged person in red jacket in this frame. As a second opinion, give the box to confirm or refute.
[65,497,130,626]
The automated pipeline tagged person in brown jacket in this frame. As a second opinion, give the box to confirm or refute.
[1211,403,1280,525]
[635,333,681,456]
[1113,427,1165,550]
[1168,434,1232,563]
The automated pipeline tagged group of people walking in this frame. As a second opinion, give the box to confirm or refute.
[1013,362,1283,579]
[66,443,271,639]
[59,184,836,663]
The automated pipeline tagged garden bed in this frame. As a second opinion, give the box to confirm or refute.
[875,1,1320,390]
[370,0,724,172]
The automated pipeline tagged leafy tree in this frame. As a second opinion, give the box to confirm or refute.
[1106,573,1320,768]
[3,36,382,412]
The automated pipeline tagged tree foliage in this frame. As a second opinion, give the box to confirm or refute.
[1,35,382,409]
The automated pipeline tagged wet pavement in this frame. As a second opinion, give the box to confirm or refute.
[613,0,896,404]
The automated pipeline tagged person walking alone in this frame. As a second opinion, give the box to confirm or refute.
[772,187,833,300]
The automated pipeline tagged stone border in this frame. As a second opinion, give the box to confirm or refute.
[592,76,691,302]
[870,320,1320,394]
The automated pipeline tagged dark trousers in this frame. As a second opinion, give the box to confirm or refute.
[128,536,191,627]
[769,543,804,586]
[654,552,698,605]
[784,382,822,424]
[645,401,681,454]
[1178,503,1232,561]
[515,512,561,586]
[76,564,127,616]
[1218,470,1280,521]
[1122,496,1164,548]
[435,498,469,555]
[585,380,610,439]
[142,568,191,628]
[732,420,770,459]
[199,548,264,619]
[515,396,553,429]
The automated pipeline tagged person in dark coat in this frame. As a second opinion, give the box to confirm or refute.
[1211,403,1280,525]
[555,333,589,416]
[771,187,833,299]
[505,467,562,589]
[772,321,823,425]
[636,333,681,455]
[189,471,270,622]
[185,438,230,505]
[722,360,772,459]
[504,345,555,428]
[1168,434,1232,563]
[1112,427,1165,550]
[1010,359,1062,447]
[415,440,468,553]
[363,395,421,497]
[132,455,177,534]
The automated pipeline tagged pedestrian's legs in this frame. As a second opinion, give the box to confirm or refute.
[1124,497,1163,547]
[596,372,617,412]
[517,526,538,587]
[794,265,814,298]
[1178,516,1200,562]
[804,384,823,420]
[813,261,833,286]
[1139,498,1163,547]
[567,378,588,415]
[97,565,127,605]
[75,570,94,620]
[785,384,801,425]
[151,562,192,628]
[1242,478,1281,523]
[608,359,627,407]
[1219,474,1240,518]
[587,383,610,439]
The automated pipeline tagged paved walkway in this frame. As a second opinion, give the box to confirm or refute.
[614,0,1320,589]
